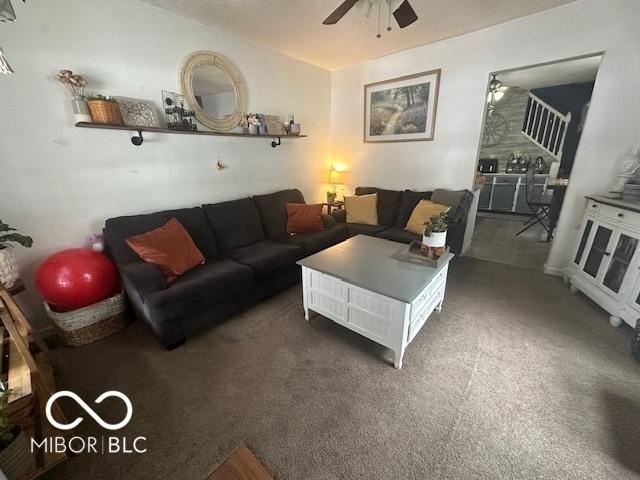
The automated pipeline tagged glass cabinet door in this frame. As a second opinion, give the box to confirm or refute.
[582,224,614,278]
[574,219,594,265]
[602,233,639,294]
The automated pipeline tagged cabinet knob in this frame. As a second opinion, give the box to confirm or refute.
[618,213,624,218]
[592,204,598,208]
[604,252,611,256]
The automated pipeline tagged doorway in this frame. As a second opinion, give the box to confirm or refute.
[468,54,603,270]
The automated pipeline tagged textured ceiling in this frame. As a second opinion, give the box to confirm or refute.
[138,0,579,70]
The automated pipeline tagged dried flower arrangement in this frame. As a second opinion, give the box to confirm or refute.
[55,69,88,97]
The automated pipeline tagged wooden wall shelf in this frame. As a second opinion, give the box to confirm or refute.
[74,122,307,148]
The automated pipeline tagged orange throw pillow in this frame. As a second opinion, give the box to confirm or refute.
[286,203,324,234]
[126,218,205,283]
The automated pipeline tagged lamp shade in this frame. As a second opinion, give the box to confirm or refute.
[329,169,345,185]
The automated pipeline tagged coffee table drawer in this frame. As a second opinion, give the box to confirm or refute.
[410,266,448,322]
[308,270,347,301]
[408,285,444,343]
[309,291,347,322]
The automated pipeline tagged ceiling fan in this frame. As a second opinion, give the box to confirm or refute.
[323,0,418,37]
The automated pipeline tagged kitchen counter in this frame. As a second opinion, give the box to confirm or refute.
[481,173,549,177]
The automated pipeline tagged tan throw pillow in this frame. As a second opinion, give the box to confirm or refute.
[345,193,378,225]
[405,200,449,235]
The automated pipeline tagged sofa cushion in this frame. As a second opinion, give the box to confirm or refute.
[277,224,348,254]
[404,200,450,235]
[345,193,378,225]
[146,256,254,322]
[396,190,433,228]
[345,223,388,237]
[126,218,205,282]
[376,226,420,244]
[227,240,303,276]
[105,207,218,264]
[203,198,265,251]
[286,203,324,234]
[355,187,402,226]
[253,189,306,239]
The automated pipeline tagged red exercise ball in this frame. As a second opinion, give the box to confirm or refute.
[35,248,118,312]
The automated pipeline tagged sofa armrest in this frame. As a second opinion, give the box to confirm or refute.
[321,214,336,229]
[332,209,347,223]
[118,262,167,296]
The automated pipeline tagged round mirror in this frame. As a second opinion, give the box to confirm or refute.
[179,51,247,131]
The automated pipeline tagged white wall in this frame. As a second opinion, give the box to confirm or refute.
[0,0,331,329]
[331,0,640,273]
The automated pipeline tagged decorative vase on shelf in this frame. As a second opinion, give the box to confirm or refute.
[248,124,258,135]
[0,248,19,289]
[71,94,92,123]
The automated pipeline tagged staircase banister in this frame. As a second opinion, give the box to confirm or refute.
[528,92,571,124]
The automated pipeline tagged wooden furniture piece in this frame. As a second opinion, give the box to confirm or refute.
[298,235,453,369]
[208,445,274,480]
[75,122,307,148]
[322,201,344,215]
[0,285,67,478]
[478,173,549,213]
[566,195,640,328]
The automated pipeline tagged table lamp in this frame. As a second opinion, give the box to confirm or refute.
[327,168,345,204]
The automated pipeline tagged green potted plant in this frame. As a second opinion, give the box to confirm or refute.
[0,221,33,289]
[422,211,448,249]
[87,94,123,125]
[326,190,337,205]
[0,384,36,479]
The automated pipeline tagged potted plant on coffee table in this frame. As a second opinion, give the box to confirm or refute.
[0,221,33,289]
[422,211,448,250]
[0,383,36,479]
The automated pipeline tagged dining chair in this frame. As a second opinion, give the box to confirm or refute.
[516,168,554,239]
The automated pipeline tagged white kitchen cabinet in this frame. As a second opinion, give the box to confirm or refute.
[566,196,640,328]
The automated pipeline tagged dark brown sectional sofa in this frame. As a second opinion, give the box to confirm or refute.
[103,187,472,348]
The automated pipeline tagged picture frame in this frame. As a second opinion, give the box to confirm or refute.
[264,115,285,135]
[364,69,441,143]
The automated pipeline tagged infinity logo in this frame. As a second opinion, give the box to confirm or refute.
[45,391,133,431]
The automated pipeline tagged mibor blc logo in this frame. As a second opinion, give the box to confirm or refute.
[31,390,147,455]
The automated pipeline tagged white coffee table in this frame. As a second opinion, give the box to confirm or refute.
[297,235,453,369]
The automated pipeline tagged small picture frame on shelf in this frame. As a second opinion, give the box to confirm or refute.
[264,115,285,135]
[162,90,197,131]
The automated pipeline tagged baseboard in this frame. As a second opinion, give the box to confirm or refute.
[543,264,565,277]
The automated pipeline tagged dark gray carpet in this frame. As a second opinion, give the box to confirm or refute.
[46,257,640,479]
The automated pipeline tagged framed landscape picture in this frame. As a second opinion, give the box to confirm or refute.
[364,69,441,143]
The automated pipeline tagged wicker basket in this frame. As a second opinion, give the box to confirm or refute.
[44,291,128,347]
[88,99,123,125]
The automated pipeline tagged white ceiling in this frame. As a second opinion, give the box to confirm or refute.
[138,0,579,70]
[497,55,602,90]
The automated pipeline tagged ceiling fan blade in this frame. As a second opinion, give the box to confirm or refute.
[323,0,359,25]
[393,0,418,28]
